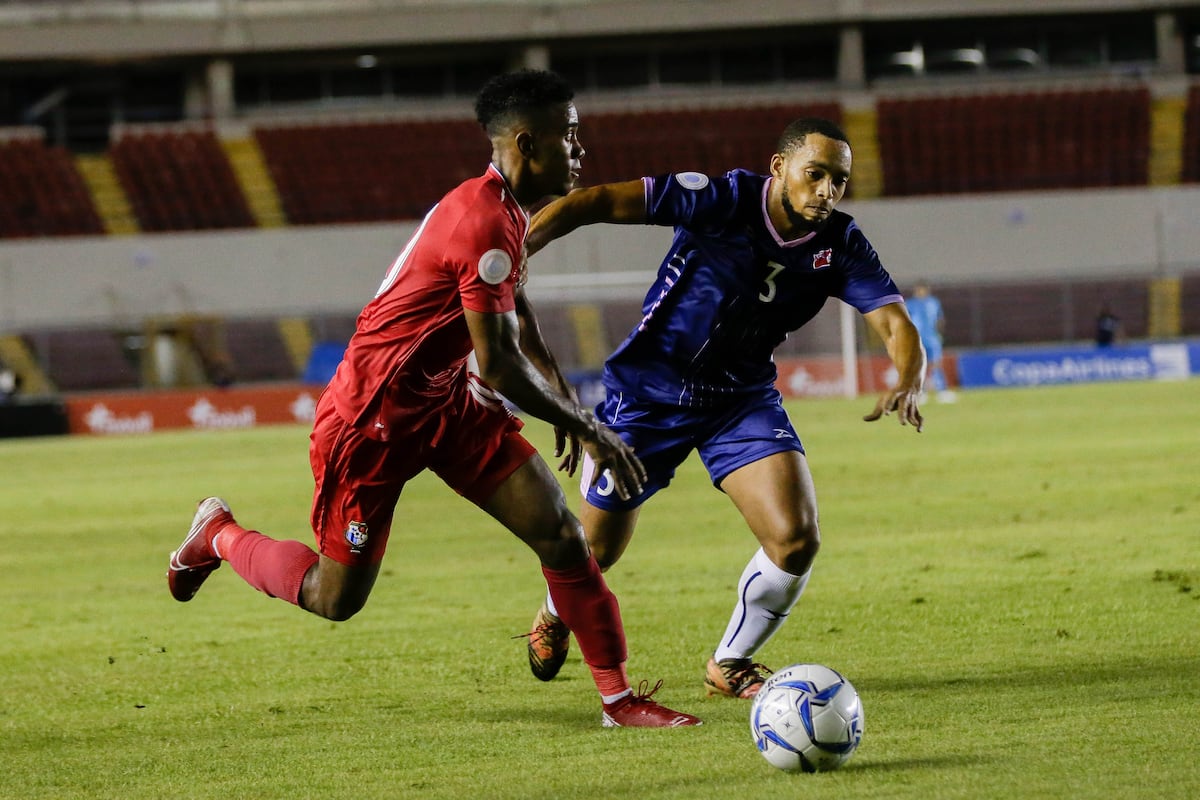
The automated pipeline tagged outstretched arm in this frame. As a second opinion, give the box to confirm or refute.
[526,180,647,256]
[465,305,646,499]
[861,301,926,432]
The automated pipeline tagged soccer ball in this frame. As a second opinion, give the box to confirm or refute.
[749,663,864,772]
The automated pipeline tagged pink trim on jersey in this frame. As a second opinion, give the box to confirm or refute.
[761,177,817,248]
[327,166,528,442]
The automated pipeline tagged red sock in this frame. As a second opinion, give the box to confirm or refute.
[542,556,629,698]
[220,524,319,606]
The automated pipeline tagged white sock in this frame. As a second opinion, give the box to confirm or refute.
[544,590,559,618]
[713,547,810,662]
[602,688,632,705]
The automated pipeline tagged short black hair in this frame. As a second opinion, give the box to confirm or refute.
[474,69,575,135]
[777,117,850,156]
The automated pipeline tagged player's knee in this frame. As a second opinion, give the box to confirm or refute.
[300,571,371,621]
[592,545,618,571]
[306,593,367,621]
[528,503,589,569]
[771,515,820,574]
[326,596,368,622]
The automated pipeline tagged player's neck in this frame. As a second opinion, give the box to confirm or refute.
[490,155,539,209]
[768,206,820,242]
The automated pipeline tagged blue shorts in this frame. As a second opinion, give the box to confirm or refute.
[581,389,805,512]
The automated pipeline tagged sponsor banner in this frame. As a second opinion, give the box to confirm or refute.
[567,356,924,403]
[956,342,1197,389]
[776,354,910,399]
[65,383,322,435]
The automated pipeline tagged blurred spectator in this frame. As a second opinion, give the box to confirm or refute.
[1095,304,1121,347]
[905,281,955,402]
[0,365,19,403]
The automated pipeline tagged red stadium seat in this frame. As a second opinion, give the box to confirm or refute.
[219,318,297,383]
[875,86,1150,196]
[1184,86,1200,184]
[110,129,255,232]
[0,137,104,239]
[24,327,141,391]
[253,119,485,225]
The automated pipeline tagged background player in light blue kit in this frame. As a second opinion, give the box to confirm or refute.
[905,280,956,402]
[522,118,926,698]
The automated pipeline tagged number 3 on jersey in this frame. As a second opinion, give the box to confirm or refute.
[759,260,786,303]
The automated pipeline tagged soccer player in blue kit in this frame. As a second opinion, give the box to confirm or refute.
[906,280,955,402]
[521,117,927,698]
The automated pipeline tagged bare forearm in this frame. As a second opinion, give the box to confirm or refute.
[866,304,926,390]
[888,322,927,390]
[484,353,596,438]
[515,290,569,392]
[466,306,598,440]
[526,181,646,256]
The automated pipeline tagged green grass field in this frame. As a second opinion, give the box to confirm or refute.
[1,380,1197,800]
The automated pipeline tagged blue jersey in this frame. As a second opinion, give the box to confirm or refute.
[905,295,943,346]
[604,169,903,407]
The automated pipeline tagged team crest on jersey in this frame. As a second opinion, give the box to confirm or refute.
[674,172,709,190]
[345,521,369,551]
[478,248,513,285]
[812,248,833,270]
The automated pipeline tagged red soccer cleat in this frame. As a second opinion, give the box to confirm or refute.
[601,680,702,728]
[167,497,233,602]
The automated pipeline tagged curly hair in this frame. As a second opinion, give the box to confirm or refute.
[474,69,575,135]
[776,117,850,156]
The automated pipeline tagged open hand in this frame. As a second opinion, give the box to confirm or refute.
[863,388,924,432]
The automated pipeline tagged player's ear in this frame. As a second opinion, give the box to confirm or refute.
[515,130,536,159]
[769,152,785,178]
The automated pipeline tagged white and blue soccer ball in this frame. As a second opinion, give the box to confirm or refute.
[749,663,864,773]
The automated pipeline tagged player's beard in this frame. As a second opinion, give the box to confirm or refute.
[779,179,817,232]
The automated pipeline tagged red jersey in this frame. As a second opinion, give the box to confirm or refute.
[328,165,528,441]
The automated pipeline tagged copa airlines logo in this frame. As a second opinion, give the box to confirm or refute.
[478,248,513,285]
[674,172,709,190]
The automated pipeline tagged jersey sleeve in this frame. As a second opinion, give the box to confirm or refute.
[644,171,741,231]
[446,206,520,315]
[836,222,904,314]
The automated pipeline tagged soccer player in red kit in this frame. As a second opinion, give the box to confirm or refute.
[166,69,700,728]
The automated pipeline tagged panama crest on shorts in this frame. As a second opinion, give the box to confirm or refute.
[345,520,369,552]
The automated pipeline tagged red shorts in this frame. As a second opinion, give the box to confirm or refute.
[308,383,537,567]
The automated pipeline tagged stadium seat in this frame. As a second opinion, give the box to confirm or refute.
[302,341,346,385]
[253,119,485,225]
[579,103,841,187]
[307,313,359,346]
[219,318,297,383]
[24,327,141,392]
[110,129,255,232]
[1181,85,1200,184]
[1179,272,1200,336]
[0,137,104,239]
[876,87,1151,196]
